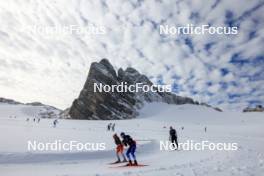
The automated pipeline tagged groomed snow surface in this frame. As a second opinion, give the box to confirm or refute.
[0,103,264,176]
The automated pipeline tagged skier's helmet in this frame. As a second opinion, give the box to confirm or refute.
[120,132,125,137]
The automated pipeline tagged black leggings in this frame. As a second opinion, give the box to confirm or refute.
[171,137,178,148]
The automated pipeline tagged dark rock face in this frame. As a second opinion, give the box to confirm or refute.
[200,103,223,112]
[243,105,264,112]
[69,59,196,120]
[0,97,22,105]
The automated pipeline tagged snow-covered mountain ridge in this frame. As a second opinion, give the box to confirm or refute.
[0,97,62,118]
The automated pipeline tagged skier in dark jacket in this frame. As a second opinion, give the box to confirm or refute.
[112,123,115,132]
[53,119,58,128]
[120,132,137,166]
[169,126,178,149]
[113,134,127,163]
[107,123,112,131]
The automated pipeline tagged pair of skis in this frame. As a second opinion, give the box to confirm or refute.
[109,161,148,168]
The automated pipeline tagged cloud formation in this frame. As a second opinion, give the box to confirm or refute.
[0,0,263,111]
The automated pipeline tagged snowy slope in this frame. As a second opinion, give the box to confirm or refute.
[0,103,263,176]
[0,103,61,119]
[140,103,263,124]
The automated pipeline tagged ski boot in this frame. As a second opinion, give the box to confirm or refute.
[134,160,138,166]
[126,160,132,166]
[113,159,121,164]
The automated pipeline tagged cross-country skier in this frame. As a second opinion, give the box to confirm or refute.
[112,123,115,132]
[113,134,127,163]
[120,132,137,166]
[107,123,112,131]
[53,119,58,128]
[169,126,178,149]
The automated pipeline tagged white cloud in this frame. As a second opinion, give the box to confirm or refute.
[0,0,263,110]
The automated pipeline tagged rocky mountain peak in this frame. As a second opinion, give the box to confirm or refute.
[69,59,198,120]
[99,58,117,77]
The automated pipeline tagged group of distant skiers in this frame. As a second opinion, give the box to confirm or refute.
[107,123,115,132]
[26,117,59,128]
[26,117,41,123]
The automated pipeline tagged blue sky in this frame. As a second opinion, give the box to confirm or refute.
[0,0,263,111]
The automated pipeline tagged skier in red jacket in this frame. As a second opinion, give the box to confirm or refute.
[113,134,127,163]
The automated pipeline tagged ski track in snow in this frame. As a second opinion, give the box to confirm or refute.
[0,103,264,176]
